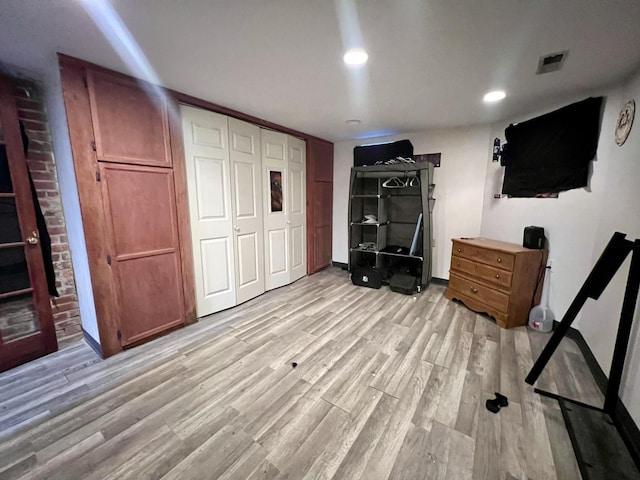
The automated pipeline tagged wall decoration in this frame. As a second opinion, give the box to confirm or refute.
[615,99,635,146]
[270,170,283,212]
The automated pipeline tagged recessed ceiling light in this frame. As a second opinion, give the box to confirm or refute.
[345,119,361,125]
[343,49,368,65]
[483,90,506,103]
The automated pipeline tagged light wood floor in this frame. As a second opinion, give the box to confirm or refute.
[0,268,602,480]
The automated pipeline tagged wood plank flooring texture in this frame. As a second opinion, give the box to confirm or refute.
[0,268,602,480]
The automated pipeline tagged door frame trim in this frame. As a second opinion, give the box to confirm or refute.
[60,59,122,358]
[0,74,58,365]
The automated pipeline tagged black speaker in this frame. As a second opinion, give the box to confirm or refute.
[523,226,545,249]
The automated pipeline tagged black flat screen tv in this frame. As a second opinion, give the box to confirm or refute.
[501,97,603,197]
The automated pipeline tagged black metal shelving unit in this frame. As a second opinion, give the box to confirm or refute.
[348,163,434,288]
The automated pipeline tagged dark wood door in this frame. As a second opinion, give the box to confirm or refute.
[100,163,185,345]
[313,182,333,269]
[87,70,172,168]
[306,139,333,273]
[87,70,186,346]
[0,76,57,372]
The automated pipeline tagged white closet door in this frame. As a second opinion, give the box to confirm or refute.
[288,136,306,282]
[262,129,290,290]
[229,118,265,304]
[180,105,236,316]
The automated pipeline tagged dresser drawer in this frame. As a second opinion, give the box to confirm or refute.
[474,261,513,289]
[452,241,515,271]
[448,273,509,313]
[450,256,477,278]
[450,256,513,290]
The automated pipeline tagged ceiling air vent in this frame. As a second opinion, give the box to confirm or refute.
[536,50,568,74]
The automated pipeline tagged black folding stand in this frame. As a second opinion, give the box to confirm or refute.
[525,232,640,480]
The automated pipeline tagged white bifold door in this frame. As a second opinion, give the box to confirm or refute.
[262,130,307,290]
[288,136,307,282]
[181,105,265,316]
[229,118,266,304]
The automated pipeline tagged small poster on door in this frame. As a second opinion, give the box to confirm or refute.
[270,170,283,212]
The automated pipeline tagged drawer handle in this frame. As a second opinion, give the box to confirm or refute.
[497,257,502,263]
[456,262,460,266]
[495,274,500,279]
[457,248,462,253]
[470,286,478,294]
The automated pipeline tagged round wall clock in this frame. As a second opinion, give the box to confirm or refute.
[615,99,635,146]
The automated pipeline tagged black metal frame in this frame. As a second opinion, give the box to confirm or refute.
[526,232,640,411]
[525,232,640,478]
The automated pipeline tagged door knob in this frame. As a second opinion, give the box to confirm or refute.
[233,226,240,232]
[26,230,39,245]
[286,220,291,225]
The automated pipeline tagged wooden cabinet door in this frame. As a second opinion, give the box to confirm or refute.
[313,181,333,271]
[88,70,186,346]
[306,139,333,274]
[87,70,172,167]
[0,76,57,372]
[314,225,332,270]
[99,163,185,345]
[309,138,333,183]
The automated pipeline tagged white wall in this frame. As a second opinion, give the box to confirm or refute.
[578,70,640,423]
[479,71,640,425]
[41,57,101,345]
[333,126,491,279]
[480,90,621,324]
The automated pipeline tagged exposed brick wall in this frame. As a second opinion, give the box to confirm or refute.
[11,78,82,348]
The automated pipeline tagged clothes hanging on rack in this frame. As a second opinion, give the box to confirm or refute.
[381,174,420,189]
[382,177,405,188]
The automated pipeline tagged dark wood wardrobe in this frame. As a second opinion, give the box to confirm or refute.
[306,138,333,273]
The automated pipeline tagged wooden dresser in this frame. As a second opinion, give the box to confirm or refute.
[444,238,545,328]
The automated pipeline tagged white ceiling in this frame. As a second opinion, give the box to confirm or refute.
[1,0,640,142]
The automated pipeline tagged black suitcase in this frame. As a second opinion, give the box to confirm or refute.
[389,273,419,295]
[351,266,382,289]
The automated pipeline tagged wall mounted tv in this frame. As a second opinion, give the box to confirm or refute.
[501,97,603,197]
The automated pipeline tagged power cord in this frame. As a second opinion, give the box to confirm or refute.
[530,251,548,309]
